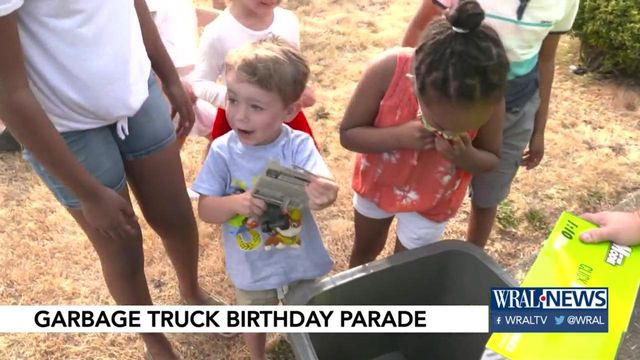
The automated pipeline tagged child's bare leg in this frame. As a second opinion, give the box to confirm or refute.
[244,333,267,360]
[67,187,178,359]
[467,202,498,249]
[348,210,393,268]
[176,135,187,150]
[393,237,407,254]
[124,141,211,304]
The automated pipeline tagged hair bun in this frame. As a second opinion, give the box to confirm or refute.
[446,1,485,33]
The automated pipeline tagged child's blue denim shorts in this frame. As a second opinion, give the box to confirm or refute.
[23,73,176,209]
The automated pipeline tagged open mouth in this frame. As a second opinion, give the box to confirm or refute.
[237,129,254,136]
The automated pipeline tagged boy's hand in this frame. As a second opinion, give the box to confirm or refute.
[306,176,338,211]
[234,191,267,220]
[579,211,640,246]
[397,120,435,150]
[435,133,472,162]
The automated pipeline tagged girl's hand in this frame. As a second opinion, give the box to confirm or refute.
[164,81,196,138]
[81,187,138,239]
[397,120,435,150]
[306,176,338,211]
[181,80,198,105]
[435,133,472,161]
[234,192,267,220]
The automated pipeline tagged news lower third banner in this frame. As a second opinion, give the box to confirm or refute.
[490,287,609,333]
[0,306,487,333]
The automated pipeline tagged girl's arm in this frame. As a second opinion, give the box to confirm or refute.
[134,0,195,137]
[189,27,227,108]
[340,51,433,153]
[436,98,504,174]
[0,12,137,239]
[402,0,444,47]
[522,34,561,170]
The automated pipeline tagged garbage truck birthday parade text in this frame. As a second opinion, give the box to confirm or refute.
[0,305,488,333]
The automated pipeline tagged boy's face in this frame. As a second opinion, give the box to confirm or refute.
[225,70,294,146]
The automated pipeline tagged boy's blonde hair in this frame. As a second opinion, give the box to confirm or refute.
[224,36,309,106]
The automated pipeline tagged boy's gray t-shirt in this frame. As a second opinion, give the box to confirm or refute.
[193,126,333,291]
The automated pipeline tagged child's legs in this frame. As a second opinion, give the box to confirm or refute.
[117,73,205,303]
[23,126,177,358]
[67,188,146,304]
[469,155,522,248]
[393,238,407,253]
[66,195,179,359]
[235,288,280,360]
[468,91,540,248]
[349,194,394,268]
[394,212,447,252]
[176,134,187,149]
[125,145,205,302]
[244,333,268,360]
[467,203,498,249]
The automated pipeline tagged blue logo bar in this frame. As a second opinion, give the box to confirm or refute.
[490,288,608,333]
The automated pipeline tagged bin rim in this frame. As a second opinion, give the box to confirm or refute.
[285,240,518,360]
[287,239,517,306]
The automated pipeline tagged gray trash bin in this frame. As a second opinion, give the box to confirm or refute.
[285,240,516,360]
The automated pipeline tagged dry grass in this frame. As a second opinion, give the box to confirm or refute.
[2,0,640,359]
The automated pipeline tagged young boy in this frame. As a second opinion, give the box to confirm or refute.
[192,37,338,360]
[190,0,317,143]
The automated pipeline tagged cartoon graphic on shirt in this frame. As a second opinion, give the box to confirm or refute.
[227,178,304,252]
[228,179,263,251]
[264,208,303,251]
[233,216,262,251]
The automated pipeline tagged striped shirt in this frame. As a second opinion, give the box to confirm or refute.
[434,0,579,109]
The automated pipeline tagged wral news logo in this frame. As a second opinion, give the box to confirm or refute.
[490,288,608,333]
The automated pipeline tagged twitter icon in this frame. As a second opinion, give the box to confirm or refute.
[555,316,565,325]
